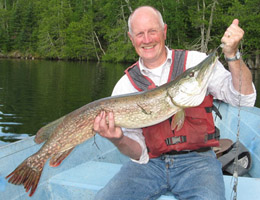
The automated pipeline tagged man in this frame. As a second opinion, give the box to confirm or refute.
[94,6,256,200]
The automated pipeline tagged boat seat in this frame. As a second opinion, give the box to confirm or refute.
[48,160,260,200]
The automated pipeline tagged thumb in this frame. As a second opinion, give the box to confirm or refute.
[232,19,239,26]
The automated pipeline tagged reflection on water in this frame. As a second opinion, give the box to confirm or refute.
[0,59,126,145]
[0,60,259,146]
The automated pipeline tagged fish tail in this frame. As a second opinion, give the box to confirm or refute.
[6,158,43,197]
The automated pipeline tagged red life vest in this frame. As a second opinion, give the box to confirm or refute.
[125,50,220,158]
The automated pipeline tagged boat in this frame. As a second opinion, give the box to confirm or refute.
[0,101,260,200]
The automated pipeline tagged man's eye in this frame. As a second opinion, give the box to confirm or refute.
[150,30,157,34]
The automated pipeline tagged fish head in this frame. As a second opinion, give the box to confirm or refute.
[167,50,218,108]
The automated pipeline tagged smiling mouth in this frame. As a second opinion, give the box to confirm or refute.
[142,44,156,50]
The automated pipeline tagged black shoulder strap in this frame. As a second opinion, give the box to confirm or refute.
[125,63,155,91]
[170,50,187,81]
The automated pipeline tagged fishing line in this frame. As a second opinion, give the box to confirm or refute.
[93,133,101,150]
[212,44,226,122]
[216,44,225,58]
[219,42,242,200]
[230,50,243,200]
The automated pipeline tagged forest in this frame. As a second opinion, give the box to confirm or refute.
[0,0,259,68]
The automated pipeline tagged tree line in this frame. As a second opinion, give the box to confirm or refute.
[0,0,259,68]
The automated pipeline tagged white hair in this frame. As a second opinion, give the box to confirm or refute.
[128,6,165,35]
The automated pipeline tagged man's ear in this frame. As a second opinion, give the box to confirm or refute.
[128,32,134,45]
[164,24,168,40]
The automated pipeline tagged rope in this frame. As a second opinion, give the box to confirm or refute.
[218,43,242,200]
[231,52,243,200]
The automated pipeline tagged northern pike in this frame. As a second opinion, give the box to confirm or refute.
[6,50,218,196]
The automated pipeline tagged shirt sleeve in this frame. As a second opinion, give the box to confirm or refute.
[208,60,256,107]
[187,51,256,107]
[111,75,150,164]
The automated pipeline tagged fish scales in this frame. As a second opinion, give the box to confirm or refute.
[6,50,218,196]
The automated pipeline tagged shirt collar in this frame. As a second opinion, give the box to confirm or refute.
[138,46,172,77]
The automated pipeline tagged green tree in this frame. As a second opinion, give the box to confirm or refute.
[219,0,260,68]
[63,13,97,60]
[37,0,72,59]
[0,7,10,52]
[0,0,259,64]
[187,0,220,52]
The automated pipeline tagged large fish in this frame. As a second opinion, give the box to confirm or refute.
[6,50,218,196]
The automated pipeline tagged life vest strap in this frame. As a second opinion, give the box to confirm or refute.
[165,127,220,146]
[205,104,222,120]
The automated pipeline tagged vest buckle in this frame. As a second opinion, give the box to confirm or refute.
[165,136,186,145]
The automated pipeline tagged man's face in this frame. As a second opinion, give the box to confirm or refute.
[128,10,167,68]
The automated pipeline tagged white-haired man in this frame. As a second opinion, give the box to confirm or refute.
[94,6,256,200]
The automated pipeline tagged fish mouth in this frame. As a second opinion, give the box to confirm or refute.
[199,57,217,92]
[196,52,218,84]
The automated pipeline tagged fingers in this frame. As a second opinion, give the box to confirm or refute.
[222,19,243,40]
[108,112,115,132]
[221,19,244,56]
[93,111,107,134]
[99,111,108,130]
[93,111,103,132]
[93,111,118,136]
[232,19,239,26]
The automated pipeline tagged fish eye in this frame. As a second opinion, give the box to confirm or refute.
[189,72,195,77]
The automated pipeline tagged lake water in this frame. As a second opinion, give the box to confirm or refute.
[0,59,259,145]
[0,59,126,145]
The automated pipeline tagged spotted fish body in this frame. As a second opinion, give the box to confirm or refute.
[6,51,218,196]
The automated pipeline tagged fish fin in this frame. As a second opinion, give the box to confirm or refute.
[49,147,75,167]
[171,110,185,131]
[6,157,44,197]
[34,116,66,144]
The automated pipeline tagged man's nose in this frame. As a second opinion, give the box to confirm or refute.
[143,33,152,43]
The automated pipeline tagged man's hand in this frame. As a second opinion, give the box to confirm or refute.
[93,111,142,160]
[93,111,123,143]
[220,19,254,96]
[221,19,244,58]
